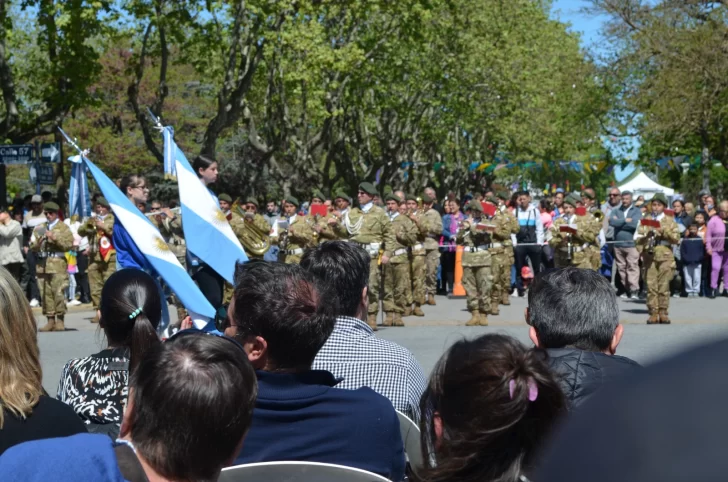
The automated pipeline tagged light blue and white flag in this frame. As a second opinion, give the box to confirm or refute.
[68,155,92,218]
[162,127,248,283]
[82,157,216,328]
[162,126,177,180]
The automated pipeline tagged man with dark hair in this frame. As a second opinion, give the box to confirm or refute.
[229,260,405,479]
[526,267,640,409]
[302,241,427,421]
[515,190,543,296]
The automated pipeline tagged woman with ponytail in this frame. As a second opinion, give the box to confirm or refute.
[57,269,161,438]
[418,334,566,482]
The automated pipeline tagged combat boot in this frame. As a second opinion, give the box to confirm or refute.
[478,312,489,326]
[367,314,378,331]
[393,313,405,327]
[91,312,100,324]
[53,316,65,332]
[489,305,500,316]
[465,311,480,326]
[39,316,56,332]
[383,312,394,327]
[427,294,436,306]
[658,310,671,324]
[501,292,511,306]
[646,310,659,325]
[413,304,425,317]
[403,306,413,317]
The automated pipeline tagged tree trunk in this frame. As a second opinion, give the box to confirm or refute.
[702,145,710,192]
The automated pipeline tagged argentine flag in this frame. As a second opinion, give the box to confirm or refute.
[83,157,216,328]
[162,127,248,283]
[68,155,92,218]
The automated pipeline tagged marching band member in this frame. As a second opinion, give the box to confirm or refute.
[78,197,116,322]
[271,196,314,265]
[549,194,598,269]
[382,193,417,327]
[406,194,427,317]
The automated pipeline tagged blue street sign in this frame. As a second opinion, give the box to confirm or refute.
[36,164,54,185]
[0,144,34,164]
[40,142,61,163]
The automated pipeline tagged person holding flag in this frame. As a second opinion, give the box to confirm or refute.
[78,197,116,322]
[115,175,152,271]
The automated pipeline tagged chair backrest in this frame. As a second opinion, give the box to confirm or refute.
[397,410,424,474]
[219,461,391,482]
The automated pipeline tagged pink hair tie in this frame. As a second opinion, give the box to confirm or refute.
[509,377,539,402]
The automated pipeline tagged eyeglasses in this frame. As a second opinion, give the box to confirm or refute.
[134,185,149,191]
[166,327,246,354]
[609,193,620,197]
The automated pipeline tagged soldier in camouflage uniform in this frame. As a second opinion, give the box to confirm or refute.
[78,197,116,322]
[271,196,315,265]
[405,194,426,317]
[31,202,74,332]
[457,200,496,326]
[229,197,272,260]
[581,189,603,270]
[149,202,187,321]
[344,182,395,330]
[485,196,514,316]
[549,194,598,269]
[382,193,417,326]
[495,191,519,306]
[419,193,443,305]
[635,193,679,324]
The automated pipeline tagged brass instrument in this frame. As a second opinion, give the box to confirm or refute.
[646,230,656,255]
[416,196,424,210]
[593,210,604,221]
[566,233,573,262]
[233,200,271,256]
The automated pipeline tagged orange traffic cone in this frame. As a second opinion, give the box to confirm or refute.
[449,246,467,299]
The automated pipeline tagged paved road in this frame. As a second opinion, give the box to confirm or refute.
[37,295,728,393]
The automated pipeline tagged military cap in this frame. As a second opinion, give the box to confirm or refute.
[43,201,59,212]
[467,200,483,212]
[563,194,580,208]
[496,191,510,200]
[283,195,299,207]
[358,182,378,196]
[581,190,595,200]
[245,197,259,207]
[486,195,499,205]
[421,193,435,204]
[385,193,401,203]
[382,185,394,196]
[96,197,110,208]
[311,189,325,202]
[218,193,232,204]
[334,191,352,204]
[405,193,418,202]
[651,193,668,206]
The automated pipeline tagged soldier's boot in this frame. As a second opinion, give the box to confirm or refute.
[403,306,413,317]
[367,314,378,331]
[53,316,66,332]
[658,310,671,324]
[427,294,436,306]
[465,311,481,326]
[39,316,56,332]
[383,312,394,327]
[393,313,405,327]
[478,311,489,326]
[646,310,659,325]
[501,292,511,306]
[489,300,500,316]
[91,312,100,324]
[413,304,425,317]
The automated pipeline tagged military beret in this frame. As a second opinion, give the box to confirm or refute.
[486,195,499,205]
[421,193,435,204]
[245,197,259,206]
[581,190,595,200]
[334,191,352,204]
[218,193,232,204]
[283,196,299,207]
[311,190,325,202]
[496,191,510,200]
[467,200,483,212]
[385,193,401,203]
[651,193,668,206]
[405,193,418,202]
[358,182,378,196]
[43,201,59,212]
[382,185,394,196]
[96,197,110,208]
[563,195,580,208]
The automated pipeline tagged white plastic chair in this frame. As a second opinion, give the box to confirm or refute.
[219,461,391,482]
[396,410,424,475]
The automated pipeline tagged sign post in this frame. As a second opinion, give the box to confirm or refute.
[0,144,35,206]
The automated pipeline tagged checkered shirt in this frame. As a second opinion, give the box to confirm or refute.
[313,316,427,422]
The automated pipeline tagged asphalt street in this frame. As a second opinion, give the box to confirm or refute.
[37,295,728,393]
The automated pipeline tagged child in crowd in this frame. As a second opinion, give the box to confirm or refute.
[681,224,705,298]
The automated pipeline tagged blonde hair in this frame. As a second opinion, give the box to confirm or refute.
[0,266,43,428]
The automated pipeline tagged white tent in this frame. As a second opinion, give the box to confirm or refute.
[617,171,674,200]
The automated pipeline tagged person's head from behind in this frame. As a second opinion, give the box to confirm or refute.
[0,267,42,428]
[120,333,257,481]
[300,241,370,320]
[539,199,552,213]
[229,260,338,372]
[527,268,623,354]
[419,334,566,482]
[99,269,162,372]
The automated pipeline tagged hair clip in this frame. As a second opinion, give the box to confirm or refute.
[509,377,539,402]
[128,307,143,320]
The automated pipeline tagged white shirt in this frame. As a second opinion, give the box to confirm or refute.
[360,202,373,213]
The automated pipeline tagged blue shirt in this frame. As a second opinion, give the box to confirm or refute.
[235,370,405,480]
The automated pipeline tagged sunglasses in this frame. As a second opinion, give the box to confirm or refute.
[166,327,245,354]
[609,193,620,197]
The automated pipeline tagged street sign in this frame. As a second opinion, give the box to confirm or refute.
[0,144,34,164]
[40,142,60,163]
[36,164,54,185]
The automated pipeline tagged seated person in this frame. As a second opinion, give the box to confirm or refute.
[0,267,86,456]
[57,269,162,437]
[227,261,405,480]
[0,332,258,482]
[527,267,641,409]
[419,334,566,482]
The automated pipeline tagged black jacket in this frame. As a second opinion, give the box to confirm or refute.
[547,348,641,409]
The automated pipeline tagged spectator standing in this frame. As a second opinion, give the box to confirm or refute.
[22,195,45,306]
[229,260,405,480]
[705,201,728,298]
[526,268,641,409]
[0,206,24,283]
[610,190,642,298]
[681,224,705,298]
[303,241,427,421]
[418,334,566,482]
[552,189,565,219]
[440,198,464,294]
[698,188,711,211]
[57,269,162,438]
[514,191,544,296]
[705,195,717,218]
[694,211,710,296]
[685,201,696,218]
[0,267,86,456]
[540,199,554,269]
[264,200,279,227]
[671,199,692,297]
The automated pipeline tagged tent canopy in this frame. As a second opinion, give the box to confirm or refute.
[617,171,674,200]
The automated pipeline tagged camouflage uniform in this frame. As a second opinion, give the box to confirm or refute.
[383,210,418,326]
[31,217,74,331]
[586,207,603,270]
[229,213,271,260]
[272,214,315,264]
[457,203,495,326]
[493,203,519,307]
[78,214,116,311]
[636,210,679,323]
[316,211,348,242]
[549,213,599,269]
[151,212,187,321]
[420,207,443,304]
[408,210,427,315]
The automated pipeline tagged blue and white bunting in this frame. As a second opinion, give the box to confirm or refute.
[162,126,177,180]
[68,155,92,218]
